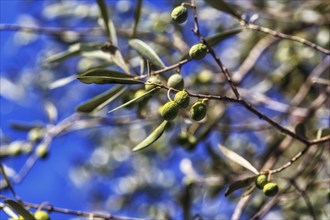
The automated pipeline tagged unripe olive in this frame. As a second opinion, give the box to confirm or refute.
[167,74,184,90]
[34,210,50,220]
[174,91,190,108]
[189,43,208,60]
[36,144,49,159]
[160,101,179,121]
[255,175,268,189]
[145,76,161,91]
[171,6,188,24]
[28,128,43,142]
[263,182,279,197]
[189,101,207,121]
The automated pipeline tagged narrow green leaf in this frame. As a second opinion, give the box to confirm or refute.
[2,202,19,218]
[77,68,143,84]
[132,0,143,38]
[224,176,256,197]
[0,164,18,199]
[45,49,80,64]
[129,39,165,68]
[204,0,242,20]
[77,86,125,113]
[206,28,243,46]
[219,144,259,174]
[97,0,111,40]
[77,76,142,84]
[108,87,157,113]
[45,42,101,64]
[133,120,168,152]
[295,123,306,139]
[180,28,242,60]
[5,200,36,220]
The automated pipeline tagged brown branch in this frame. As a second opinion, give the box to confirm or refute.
[0,195,143,220]
[245,23,330,55]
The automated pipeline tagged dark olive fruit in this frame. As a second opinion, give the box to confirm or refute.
[263,182,279,197]
[145,76,161,91]
[255,174,268,190]
[189,101,207,121]
[167,74,184,90]
[174,91,190,108]
[160,101,179,121]
[171,6,188,24]
[34,210,50,220]
[189,43,208,60]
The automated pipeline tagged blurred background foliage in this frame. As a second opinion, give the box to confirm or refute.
[0,0,329,219]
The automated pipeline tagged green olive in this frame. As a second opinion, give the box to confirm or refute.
[189,101,207,121]
[263,182,279,197]
[171,6,188,24]
[174,91,190,108]
[160,101,179,121]
[189,43,208,60]
[167,74,184,90]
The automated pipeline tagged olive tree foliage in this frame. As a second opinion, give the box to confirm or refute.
[1,0,329,219]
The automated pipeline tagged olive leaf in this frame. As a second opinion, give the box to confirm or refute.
[77,86,126,113]
[133,120,168,152]
[45,42,101,64]
[96,0,112,42]
[1,202,19,218]
[204,0,242,20]
[295,122,307,139]
[219,144,259,174]
[225,176,256,197]
[101,43,130,74]
[108,87,157,113]
[5,200,36,220]
[132,0,143,38]
[0,164,18,200]
[77,69,143,84]
[48,75,76,90]
[129,39,166,68]
[206,28,243,47]
[180,28,242,60]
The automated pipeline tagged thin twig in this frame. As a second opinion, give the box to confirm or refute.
[245,23,330,55]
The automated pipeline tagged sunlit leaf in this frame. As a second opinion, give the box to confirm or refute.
[101,43,130,74]
[1,202,19,218]
[132,0,143,38]
[129,39,165,68]
[48,75,76,90]
[108,87,157,113]
[219,144,259,174]
[45,42,101,64]
[225,176,256,197]
[5,200,36,220]
[77,86,125,113]
[77,68,143,84]
[204,0,242,20]
[133,120,168,152]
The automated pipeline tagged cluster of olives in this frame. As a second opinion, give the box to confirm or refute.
[171,5,208,60]
[255,174,279,197]
[160,74,207,122]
